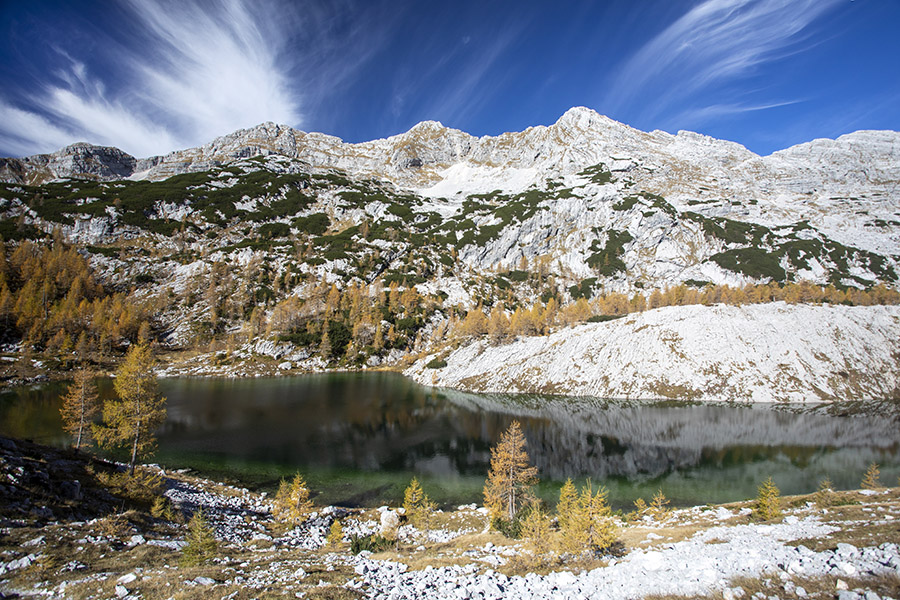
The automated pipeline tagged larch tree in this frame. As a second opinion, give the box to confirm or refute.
[558,480,617,555]
[272,472,314,524]
[483,420,538,522]
[555,478,578,531]
[403,477,435,529]
[94,343,167,475]
[59,368,100,449]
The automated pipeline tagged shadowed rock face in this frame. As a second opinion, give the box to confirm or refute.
[2,143,137,185]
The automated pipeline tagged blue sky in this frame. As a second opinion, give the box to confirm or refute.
[0,0,898,158]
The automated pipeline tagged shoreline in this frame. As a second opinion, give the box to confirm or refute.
[2,434,899,599]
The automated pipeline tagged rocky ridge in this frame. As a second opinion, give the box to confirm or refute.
[0,108,898,401]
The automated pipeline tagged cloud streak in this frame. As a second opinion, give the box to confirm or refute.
[0,0,305,157]
[605,0,842,126]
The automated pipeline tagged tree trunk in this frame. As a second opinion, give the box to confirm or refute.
[130,430,139,476]
[508,463,515,521]
[76,392,84,450]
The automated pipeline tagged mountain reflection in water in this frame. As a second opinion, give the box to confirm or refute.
[2,372,898,504]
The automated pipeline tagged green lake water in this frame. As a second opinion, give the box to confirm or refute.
[1,372,898,509]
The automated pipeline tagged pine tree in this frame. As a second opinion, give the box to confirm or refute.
[754,477,782,521]
[403,477,435,530]
[319,328,332,359]
[556,478,578,532]
[649,489,670,519]
[327,519,344,547]
[180,508,218,567]
[521,501,553,559]
[94,343,167,475]
[59,368,100,449]
[574,481,617,553]
[273,472,314,524]
[373,321,384,351]
[484,420,538,523]
[815,477,835,508]
[861,463,881,489]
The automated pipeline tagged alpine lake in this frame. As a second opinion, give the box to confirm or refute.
[2,372,898,510]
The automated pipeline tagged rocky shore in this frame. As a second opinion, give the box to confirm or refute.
[1,435,899,599]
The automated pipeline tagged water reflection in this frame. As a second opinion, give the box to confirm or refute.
[1,373,898,505]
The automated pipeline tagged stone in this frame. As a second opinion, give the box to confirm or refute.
[115,584,129,598]
[58,480,82,501]
[117,572,138,585]
[380,510,400,538]
[194,576,216,585]
[836,580,849,591]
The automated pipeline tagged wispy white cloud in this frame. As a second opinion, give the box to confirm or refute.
[605,0,842,125]
[669,98,805,130]
[123,0,302,147]
[0,0,308,157]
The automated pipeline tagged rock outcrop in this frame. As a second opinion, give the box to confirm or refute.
[407,302,900,403]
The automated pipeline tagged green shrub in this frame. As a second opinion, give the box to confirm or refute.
[293,213,330,235]
[613,196,639,211]
[350,534,395,554]
[426,358,447,369]
[258,222,291,239]
[569,277,598,299]
[586,314,623,323]
[710,248,786,282]
[587,230,633,275]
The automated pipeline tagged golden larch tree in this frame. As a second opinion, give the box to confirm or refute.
[558,480,617,555]
[272,472,314,524]
[94,343,167,475]
[484,420,538,522]
[59,368,100,449]
[403,477,435,529]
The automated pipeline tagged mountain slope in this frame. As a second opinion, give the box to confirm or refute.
[0,108,898,400]
[406,303,900,403]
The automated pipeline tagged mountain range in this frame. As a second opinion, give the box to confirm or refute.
[2,107,897,295]
[1,107,898,400]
